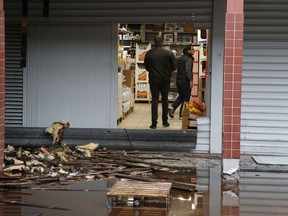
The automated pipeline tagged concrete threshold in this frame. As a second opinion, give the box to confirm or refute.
[5,127,197,152]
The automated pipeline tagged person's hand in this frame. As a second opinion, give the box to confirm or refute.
[189,81,193,88]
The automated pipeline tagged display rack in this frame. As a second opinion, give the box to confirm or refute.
[141,23,198,58]
[135,42,151,101]
[198,42,207,104]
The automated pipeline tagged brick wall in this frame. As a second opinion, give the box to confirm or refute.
[223,0,244,159]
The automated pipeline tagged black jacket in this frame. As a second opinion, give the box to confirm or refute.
[144,46,176,81]
[176,54,194,82]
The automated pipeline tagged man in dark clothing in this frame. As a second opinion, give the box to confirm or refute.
[168,45,195,119]
[144,36,176,129]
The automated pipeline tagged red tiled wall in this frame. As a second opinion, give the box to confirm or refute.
[223,0,244,159]
[222,206,239,216]
[0,0,4,171]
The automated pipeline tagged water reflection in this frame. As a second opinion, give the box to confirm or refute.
[1,169,288,215]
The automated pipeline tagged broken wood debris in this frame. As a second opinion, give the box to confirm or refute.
[2,144,200,192]
[45,121,70,145]
[0,199,70,210]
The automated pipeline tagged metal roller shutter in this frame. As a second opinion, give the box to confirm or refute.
[5,0,213,29]
[5,26,23,127]
[242,0,288,155]
[240,171,288,215]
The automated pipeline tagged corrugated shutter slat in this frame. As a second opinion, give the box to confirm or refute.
[242,0,288,155]
[5,0,213,29]
[5,26,23,127]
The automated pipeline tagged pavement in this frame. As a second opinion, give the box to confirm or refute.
[145,153,288,173]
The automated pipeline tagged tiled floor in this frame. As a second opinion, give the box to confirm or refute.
[117,102,183,130]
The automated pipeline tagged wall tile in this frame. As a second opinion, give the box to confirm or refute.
[224,82,233,91]
[225,73,233,82]
[226,22,234,31]
[223,149,232,158]
[225,30,235,40]
[225,39,234,48]
[232,149,240,159]
[223,140,232,149]
[223,3,243,160]
[235,39,243,48]
[225,48,234,57]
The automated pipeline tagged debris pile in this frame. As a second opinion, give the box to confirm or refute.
[4,143,99,180]
[45,121,70,145]
[2,144,198,191]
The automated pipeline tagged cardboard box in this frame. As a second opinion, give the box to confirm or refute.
[182,105,189,117]
[183,23,194,32]
[123,70,135,89]
[182,116,190,129]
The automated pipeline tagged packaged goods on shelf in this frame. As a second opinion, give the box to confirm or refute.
[164,23,174,32]
[136,90,148,98]
[122,100,131,113]
[174,23,184,32]
[122,87,132,103]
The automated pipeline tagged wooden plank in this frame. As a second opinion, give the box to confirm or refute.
[113,173,197,192]
[107,181,171,198]
[108,207,167,216]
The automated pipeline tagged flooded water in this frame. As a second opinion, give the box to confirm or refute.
[1,168,288,216]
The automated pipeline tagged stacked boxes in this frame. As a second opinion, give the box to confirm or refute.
[123,69,135,89]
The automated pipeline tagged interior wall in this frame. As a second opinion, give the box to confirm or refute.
[24,24,118,128]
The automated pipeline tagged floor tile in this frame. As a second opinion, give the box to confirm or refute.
[117,103,183,130]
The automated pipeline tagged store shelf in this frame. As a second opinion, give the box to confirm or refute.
[135,42,151,102]
[141,23,197,44]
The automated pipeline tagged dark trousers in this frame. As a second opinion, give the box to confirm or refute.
[172,80,191,117]
[149,78,170,125]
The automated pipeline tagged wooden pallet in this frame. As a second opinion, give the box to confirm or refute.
[107,180,171,210]
[108,181,171,198]
[122,106,134,119]
[108,207,167,216]
[117,117,122,124]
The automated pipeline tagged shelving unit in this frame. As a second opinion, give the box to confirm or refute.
[198,42,207,104]
[117,26,138,124]
[191,47,200,103]
[135,42,151,102]
[141,23,197,57]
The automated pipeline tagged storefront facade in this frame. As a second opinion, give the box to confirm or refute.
[0,0,238,171]
[2,0,288,172]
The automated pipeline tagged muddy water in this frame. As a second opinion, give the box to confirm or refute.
[1,169,288,215]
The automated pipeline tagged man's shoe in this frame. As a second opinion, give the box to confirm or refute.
[150,124,157,129]
[168,108,174,118]
[162,122,170,128]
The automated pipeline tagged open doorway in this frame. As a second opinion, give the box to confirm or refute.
[117,23,208,130]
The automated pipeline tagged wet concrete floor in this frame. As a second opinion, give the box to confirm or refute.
[1,165,288,216]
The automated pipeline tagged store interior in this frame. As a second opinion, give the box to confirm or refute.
[116,23,207,130]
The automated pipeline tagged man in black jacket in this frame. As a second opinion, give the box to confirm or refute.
[144,36,176,129]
